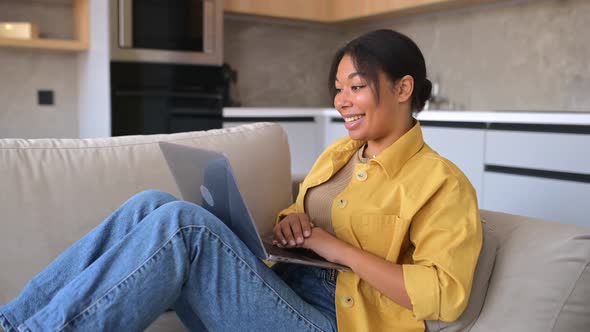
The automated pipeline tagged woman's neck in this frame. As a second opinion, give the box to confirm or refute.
[364,116,415,158]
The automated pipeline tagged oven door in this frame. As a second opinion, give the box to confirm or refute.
[110,0,223,65]
[111,90,223,136]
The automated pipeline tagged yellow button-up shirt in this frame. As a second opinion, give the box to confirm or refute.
[277,121,482,332]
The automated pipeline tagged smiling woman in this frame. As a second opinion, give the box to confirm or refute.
[275,29,482,332]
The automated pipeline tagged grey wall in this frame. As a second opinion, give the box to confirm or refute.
[0,0,78,138]
[1,0,589,138]
[353,0,590,111]
[0,49,79,138]
[226,0,590,111]
[224,16,341,107]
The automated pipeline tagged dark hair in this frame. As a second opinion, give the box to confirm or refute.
[328,29,432,112]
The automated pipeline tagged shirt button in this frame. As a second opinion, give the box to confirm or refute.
[356,170,368,182]
[341,295,354,308]
[337,198,348,209]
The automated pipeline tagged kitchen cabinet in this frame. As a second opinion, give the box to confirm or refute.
[322,117,347,148]
[485,125,590,174]
[418,121,590,226]
[223,0,331,22]
[224,0,502,23]
[482,123,590,226]
[483,172,589,227]
[0,0,88,52]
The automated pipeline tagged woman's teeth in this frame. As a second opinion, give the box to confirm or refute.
[344,115,364,122]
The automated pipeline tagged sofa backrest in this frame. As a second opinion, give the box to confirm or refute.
[0,123,292,303]
[473,210,590,331]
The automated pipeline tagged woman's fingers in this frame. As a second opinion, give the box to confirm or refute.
[273,224,286,246]
[280,220,297,247]
[299,214,313,238]
[273,214,315,248]
[289,218,305,246]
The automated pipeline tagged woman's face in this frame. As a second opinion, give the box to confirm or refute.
[334,55,405,144]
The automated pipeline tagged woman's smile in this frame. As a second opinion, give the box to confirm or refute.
[343,113,366,130]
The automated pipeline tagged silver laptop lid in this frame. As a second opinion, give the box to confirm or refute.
[159,142,267,258]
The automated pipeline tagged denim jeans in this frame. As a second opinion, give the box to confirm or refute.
[0,190,337,332]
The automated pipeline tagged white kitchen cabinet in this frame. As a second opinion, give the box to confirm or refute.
[322,117,348,149]
[482,123,590,226]
[483,172,590,227]
[486,128,590,174]
[421,123,486,203]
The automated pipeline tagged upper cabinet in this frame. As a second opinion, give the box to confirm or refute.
[0,0,88,52]
[224,0,331,22]
[224,0,501,22]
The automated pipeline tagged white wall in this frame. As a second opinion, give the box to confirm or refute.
[78,0,111,138]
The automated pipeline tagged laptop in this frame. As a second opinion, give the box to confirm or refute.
[159,142,351,272]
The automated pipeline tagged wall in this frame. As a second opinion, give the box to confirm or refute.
[78,0,111,138]
[224,15,341,107]
[0,0,79,138]
[349,0,590,111]
[228,0,590,111]
[1,0,589,139]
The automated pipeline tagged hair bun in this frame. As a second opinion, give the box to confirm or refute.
[415,79,432,111]
[420,79,432,103]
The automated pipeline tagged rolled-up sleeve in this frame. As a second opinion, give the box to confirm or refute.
[402,177,482,322]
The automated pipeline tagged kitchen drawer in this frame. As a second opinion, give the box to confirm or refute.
[482,171,590,227]
[485,125,590,174]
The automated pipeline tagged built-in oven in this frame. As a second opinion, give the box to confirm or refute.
[110,62,225,136]
[109,0,223,66]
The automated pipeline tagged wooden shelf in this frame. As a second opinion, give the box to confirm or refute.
[0,37,87,52]
[0,0,88,52]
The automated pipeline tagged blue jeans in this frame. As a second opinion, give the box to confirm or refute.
[0,190,337,332]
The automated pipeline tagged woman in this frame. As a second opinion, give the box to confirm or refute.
[0,29,481,332]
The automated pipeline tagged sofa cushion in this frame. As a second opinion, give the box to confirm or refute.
[0,123,292,306]
[426,220,499,332]
[471,210,590,331]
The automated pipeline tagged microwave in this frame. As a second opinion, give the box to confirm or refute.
[109,0,223,65]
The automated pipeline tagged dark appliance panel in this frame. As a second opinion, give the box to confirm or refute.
[132,0,205,52]
[111,61,224,136]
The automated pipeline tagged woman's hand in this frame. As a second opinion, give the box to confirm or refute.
[301,227,353,264]
[273,213,314,248]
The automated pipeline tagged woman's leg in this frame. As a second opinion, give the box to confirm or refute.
[11,201,336,332]
[0,190,177,332]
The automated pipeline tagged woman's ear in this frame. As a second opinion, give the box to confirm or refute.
[397,75,414,103]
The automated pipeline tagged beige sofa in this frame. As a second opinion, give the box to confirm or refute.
[1,123,589,331]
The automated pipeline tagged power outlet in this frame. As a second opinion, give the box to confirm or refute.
[38,90,54,106]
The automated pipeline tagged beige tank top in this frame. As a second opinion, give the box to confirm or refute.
[304,145,369,235]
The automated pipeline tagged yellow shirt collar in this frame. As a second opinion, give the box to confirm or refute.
[330,120,425,179]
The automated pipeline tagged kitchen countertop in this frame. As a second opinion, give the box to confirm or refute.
[223,108,590,126]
